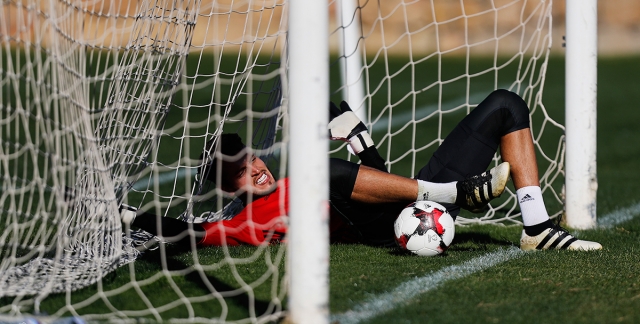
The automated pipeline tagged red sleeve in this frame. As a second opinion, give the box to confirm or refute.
[199,179,289,246]
[198,213,267,246]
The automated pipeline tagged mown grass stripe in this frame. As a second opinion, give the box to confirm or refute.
[330,247,525,324]
[132,168,190,191]
[370,91,495,133]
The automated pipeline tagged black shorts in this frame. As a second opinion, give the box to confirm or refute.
[329,89,530,247]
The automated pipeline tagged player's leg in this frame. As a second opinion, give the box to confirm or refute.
[417,89,601,250]
[501,130,601,250]
[328,157,507,246]
[415,89,525,216]
[500,128,549,228]
[350,165,455,204]
[336,159,507,206]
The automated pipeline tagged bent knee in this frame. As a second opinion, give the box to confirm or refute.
[473,89,530,132]
[486,89,530,123]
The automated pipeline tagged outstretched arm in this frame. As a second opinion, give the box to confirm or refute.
[356,146,387,172]
[122,203,286,247]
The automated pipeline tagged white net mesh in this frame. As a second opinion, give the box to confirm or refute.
[329,0,560,226]
[0,0,559,321]
[1,0,287,321]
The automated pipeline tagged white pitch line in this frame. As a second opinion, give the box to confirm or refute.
[597,201,640,228]
[330,203,640,324]
[330,247,526,324]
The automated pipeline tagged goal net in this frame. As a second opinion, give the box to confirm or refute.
[0,0,558,322]
[330,0,560,226]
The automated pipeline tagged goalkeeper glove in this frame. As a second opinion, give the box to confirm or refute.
[328,101,374,154]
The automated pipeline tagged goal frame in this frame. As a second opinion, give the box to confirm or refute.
[0,0,598,322]
[287,1,330,323]
[564,0,598,229]
[289,1,600,321]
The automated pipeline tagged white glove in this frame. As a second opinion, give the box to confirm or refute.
[328,101,374,154]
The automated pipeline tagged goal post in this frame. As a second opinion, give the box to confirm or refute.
[336,0,367,122]
[287,0,330,323]
[564,0,598,229]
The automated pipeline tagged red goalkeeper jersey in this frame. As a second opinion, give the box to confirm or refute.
[198,177,359,246]
[199,178,289,246]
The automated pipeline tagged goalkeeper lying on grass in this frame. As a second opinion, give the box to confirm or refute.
[122,89,601,251]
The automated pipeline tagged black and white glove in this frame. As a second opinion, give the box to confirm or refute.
[328,101,374,154]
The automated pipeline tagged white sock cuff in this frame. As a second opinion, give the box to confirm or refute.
[416,179,429,201]
[517,186,550,226]
[416,179,456,204]
[516,185,542,201]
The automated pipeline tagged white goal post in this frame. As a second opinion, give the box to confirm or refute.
[0,0,591,322]
[287,0,330,323]
[564,0,598,229]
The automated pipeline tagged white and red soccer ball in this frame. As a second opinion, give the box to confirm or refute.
[394,201,455,256]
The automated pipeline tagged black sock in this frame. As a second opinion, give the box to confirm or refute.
[523,219,554,237]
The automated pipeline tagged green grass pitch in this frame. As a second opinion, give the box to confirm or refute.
[2,55,640,323]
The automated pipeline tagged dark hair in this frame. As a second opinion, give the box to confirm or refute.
[199,133,246,185]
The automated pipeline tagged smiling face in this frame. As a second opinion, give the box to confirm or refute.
[221,154,277,197]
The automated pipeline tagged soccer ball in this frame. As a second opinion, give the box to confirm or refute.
[393,201,455,256]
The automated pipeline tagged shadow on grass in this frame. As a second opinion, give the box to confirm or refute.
[138,246,279,319]
[386,231,515,257]
[450,231,515,251]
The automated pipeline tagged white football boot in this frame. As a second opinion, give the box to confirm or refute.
[520,225,602,251]
[456,162,510,212]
